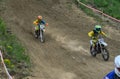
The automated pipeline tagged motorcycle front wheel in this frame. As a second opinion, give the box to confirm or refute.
[40,30,45,43]
[101,48,109,61]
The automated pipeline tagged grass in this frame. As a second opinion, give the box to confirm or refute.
[0,18,30,78]
[77,0,120,19]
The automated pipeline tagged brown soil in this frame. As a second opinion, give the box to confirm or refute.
[0,0,120,79]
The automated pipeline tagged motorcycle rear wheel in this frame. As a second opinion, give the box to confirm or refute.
[90,46,97,57]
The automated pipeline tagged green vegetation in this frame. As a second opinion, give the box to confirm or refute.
[76,0,120,19]
[0,19,30,77]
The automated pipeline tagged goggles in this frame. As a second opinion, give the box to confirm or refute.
[116,67,120,72]
[96,28,101,31]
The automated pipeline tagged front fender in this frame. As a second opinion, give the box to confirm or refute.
[101,41,108,46]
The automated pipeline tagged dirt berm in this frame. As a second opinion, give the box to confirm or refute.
[1,0,120,79]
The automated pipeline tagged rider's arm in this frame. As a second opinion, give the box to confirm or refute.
[33,19,39,25]
[103,70,115,79]
[41,20,46,24]
[103,77,109,79]
[41,20,48,26]
[101,31,107,37]
[88,31,94,38]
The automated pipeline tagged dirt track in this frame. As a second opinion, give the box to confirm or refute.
[1,0,120,79]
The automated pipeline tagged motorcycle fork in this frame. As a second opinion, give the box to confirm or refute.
[99,44,103,53]
[40,29,43,38]
[96,43,101,53]
[94,43,98,51]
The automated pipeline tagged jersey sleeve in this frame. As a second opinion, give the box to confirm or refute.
[101,31,107,37]
[103,77,109,79]
[103,70,115,79]
[88,31,94,37]
[33,19,38,25]
[41,20,46,24]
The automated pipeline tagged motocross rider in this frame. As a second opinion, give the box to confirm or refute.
[88,25,107,49]
[33,15,48,38]
[103,55,120,79]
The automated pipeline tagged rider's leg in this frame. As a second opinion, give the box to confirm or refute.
[90,40,93,46]
[92,40,97,50]
[35,30,38,38]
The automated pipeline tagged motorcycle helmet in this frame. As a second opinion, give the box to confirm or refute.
[115,55,120,77]
[94,25,101,33]
[37,15,42,20]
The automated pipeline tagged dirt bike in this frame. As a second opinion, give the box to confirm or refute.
[90,37,109,61]
[35,24,45,43]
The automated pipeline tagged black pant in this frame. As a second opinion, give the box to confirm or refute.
[35,29,40,37]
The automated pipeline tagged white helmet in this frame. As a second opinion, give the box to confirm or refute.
[115,55,120,77]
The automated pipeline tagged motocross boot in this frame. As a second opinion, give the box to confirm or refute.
[34,30,38,38]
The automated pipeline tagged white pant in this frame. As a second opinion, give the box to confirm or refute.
[90,40,94,46]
